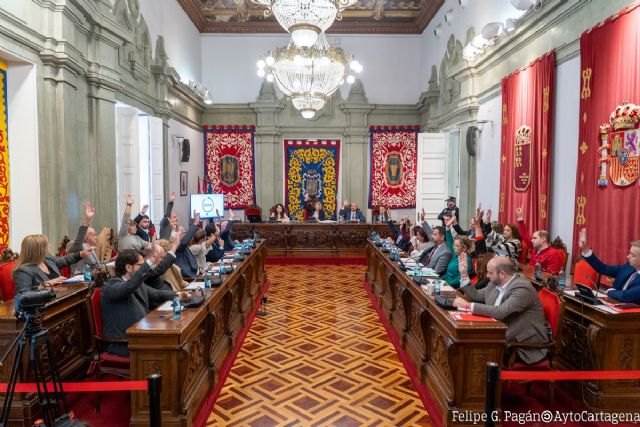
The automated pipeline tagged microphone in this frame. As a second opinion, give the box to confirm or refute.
[586,273,603,297]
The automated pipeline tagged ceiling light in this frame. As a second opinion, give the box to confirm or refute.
[433,23,442,38]
[505,18,517,32]
[257,33,361,119]
[265,55,275,66]
[471,34,487,49]
[444,9,454,24]
[481,22,504,41]
[510,0,533,11]
[346,75,355,84]
[252,0,359,48]
[257,59,266,69]
[301,109,316,119]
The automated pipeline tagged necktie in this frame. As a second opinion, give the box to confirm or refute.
[623,271,639,290]
[424,245,438,265]
[494,287,506,306]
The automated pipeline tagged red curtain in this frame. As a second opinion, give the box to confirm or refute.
[499,51,555,231]
[573,3,640,264]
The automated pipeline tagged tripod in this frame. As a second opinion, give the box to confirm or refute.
[0,311,67,427]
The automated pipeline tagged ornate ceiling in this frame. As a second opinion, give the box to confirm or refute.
[177,0,444,34]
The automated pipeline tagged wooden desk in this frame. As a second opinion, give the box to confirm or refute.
[518,265,640,412]
[0,283,93,426]
[365,242,506,427]
[231,223,393,257]
[127,242,267,427]
[555,294,640,412]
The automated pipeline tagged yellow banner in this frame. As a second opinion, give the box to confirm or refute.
[0,59,9,249]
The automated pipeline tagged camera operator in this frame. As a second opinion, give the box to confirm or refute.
[13,234,93,294]
[437,196,460,227]
[101,249,190,356]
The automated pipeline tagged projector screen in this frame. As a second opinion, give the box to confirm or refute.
[190,194,224,219]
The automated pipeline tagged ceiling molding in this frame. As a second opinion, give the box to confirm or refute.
[178,0,443,35]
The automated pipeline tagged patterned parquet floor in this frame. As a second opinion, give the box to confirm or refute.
[207,264,432,427]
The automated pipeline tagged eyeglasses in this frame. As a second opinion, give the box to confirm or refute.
[134,262,145,267]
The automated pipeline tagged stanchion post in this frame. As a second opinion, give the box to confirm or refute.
[148,374,162,427]
[485,362,500,427]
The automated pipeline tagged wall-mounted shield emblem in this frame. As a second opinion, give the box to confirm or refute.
[385,153,403,188]
[609,129,639,186]
[220,155,239,186]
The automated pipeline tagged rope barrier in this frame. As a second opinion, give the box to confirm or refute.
[0,380,148,393]
[500,369,640,381]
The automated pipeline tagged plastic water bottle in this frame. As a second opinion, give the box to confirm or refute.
[534,262,542,281]
[83,264,92,282]
[558,268,566,289]
[172,296,181,320]
[413,264,421,281]
[253,231,259,242]
[434,279,441,296]
[204,272,212,289]
[220,258,226,276]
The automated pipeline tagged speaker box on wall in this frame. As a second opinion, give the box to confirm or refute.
[181,139,190,162]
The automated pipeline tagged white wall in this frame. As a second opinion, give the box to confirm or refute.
[419,0,526,93]
[200,34,424,105]
[167,119,204,226]
[137,0,202,83]
[5,59,42,251]
[475,93,502,212]
[549,56,579,255]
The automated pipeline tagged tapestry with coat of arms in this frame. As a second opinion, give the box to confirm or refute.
[368,126,419,209]
[204,125,256,209]
[284,139,340,221]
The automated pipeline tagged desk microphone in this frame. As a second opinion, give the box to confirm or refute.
[586,273,603,297]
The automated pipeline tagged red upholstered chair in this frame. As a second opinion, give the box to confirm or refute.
[504,287,564,406]
[87,287,130,412]
[0,260,17,301]
[518,241,529,265]
[572,257,599,290]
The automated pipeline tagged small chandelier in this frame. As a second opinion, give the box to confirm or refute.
[257,33,363,119]
[252,0,359,47]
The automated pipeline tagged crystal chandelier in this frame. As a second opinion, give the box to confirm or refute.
[252,0,359,47]
[257,33,363,119]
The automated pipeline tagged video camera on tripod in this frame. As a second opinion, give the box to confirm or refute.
[1,289,86,427]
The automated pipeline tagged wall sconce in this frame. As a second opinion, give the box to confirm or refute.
[433,23,443,38]
[476,120,491,133]
[444,9,454,24]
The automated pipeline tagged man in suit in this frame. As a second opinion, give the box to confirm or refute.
[134,204,154,242]
[453,256,551,365]
[68,202,100,275]
[118,195,150,252]
[101,249,188,356]
[418,223,452,276]
[372,205,390,223]
[346,202,366,222]
[159,192,177,240]
[205,222,226,263]
[579,229,640,303]
[174,213,201,279]
[438,196,460,227]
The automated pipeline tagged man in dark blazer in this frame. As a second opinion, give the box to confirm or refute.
[159,192,177,240]
[101,249,187,356]
[175,218,201,279]
[438,196,460,227]
[338,200,350,220]
[579,230,640,303]
[454,256,551,365]
[346,202,366,222]
[372,206,390,223]
[418,223,452,276]
[142,237,182,295]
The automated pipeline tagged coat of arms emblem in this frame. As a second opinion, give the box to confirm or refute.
[385,153,403,188]
[220,155,239,186]
[598,101,640,187]
[514,125,532,192]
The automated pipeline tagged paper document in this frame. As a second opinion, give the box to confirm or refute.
[62,275,85,284]
[186,281,205,290]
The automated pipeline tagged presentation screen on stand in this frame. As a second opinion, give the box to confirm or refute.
[190,194,224,219]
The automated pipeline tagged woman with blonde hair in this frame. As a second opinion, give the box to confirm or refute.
[13,234,91,294]
[96,227,117,261]
[156,239,188,291]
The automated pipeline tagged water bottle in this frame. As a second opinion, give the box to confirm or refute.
[253,231,259,242]
[558,268,566,289]
[220,258,226,276]
[83,264,92,281]
[534,262,542,281]
[413,264,421,281]
[172,295,181,320]
[204,272,212,289]
[434,279,441,296]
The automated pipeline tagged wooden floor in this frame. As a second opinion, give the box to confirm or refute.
[207,264,432,426]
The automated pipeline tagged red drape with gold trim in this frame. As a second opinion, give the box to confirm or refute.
[573,3,640,264]
[499,51,555,231]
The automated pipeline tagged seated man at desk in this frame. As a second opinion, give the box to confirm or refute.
[346,202,366,222]
[453,256,551,365]
[418,224,452,276]
[101,249,188,356]
[579,228,640,303]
